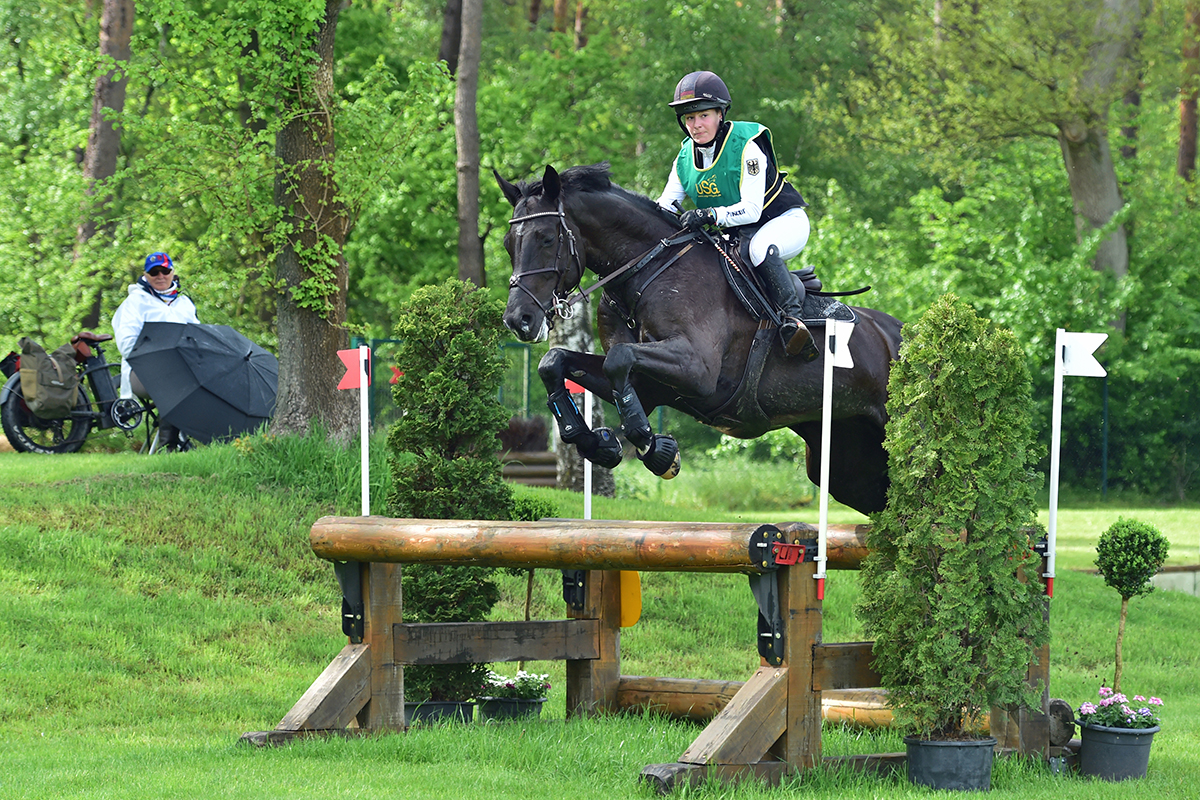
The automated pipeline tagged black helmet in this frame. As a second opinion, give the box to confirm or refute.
[668,71,732,117]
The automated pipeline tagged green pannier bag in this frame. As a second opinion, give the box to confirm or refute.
[18,336,80,419]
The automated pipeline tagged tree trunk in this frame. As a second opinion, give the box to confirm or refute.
[271,0,355,439]
[553,0,569,33]
[1058,123,1129,282]
[438,0,463,76]
[1054,0,1139,297]
[455,0,484,286]
[549,300,615,497]
[574,1,588,49]
[76,0,134,330]
[529,0,542,30]
[1113,595,1128,692]
[1180,3,1200,181]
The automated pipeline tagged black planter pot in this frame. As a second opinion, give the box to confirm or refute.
[477,696,547,721]
[1076,721,1159,781]
[904,736,997,791]
[404,700,473,725]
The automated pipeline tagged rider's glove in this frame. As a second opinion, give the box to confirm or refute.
[679,208,717,230]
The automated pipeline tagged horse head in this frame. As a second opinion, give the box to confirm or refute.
[496,165,587,342]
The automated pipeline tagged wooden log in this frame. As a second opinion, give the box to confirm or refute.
[616,675,744,722]
[310,517,870,573]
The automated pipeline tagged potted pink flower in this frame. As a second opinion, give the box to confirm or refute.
[1075,686,1163,780]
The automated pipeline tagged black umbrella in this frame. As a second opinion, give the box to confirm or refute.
[127,322,278,443]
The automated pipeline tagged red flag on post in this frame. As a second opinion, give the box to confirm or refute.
[337,348,371,390]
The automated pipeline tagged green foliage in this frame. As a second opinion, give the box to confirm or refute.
[858,295,1049,738]
[386,278,513,702]
[1096,518,1170,601]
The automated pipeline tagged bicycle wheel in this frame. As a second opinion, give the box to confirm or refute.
[1,377,94,454]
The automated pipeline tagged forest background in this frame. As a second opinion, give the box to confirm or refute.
[1,0,1197,499]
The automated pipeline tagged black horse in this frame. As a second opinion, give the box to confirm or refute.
[496,163,902,515]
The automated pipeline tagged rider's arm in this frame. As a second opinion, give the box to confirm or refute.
[656,165,687,212]
[710,139,767,227]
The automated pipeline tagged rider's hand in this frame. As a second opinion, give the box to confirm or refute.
[680,208,716,230]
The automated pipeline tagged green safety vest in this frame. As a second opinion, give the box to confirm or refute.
[673,121,788,212]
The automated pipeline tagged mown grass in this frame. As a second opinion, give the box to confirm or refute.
[1,434,1198,799]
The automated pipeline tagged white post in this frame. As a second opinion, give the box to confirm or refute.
[816,320,855,600]
[359,344,370,517]
[1046,328,1108,597]
[1047,332,1065,597]
[584,389,593,521]
[816,328,835,599]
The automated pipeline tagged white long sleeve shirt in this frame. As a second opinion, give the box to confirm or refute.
[656,139,769,227]
[111,282,200,398]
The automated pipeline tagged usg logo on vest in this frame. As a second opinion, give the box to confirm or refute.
[696,178,722,198]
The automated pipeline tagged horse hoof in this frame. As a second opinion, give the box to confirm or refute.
[583,427,623,469]
[638,434,681,479]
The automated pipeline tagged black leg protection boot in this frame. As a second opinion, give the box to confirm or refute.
[756,244,813,358]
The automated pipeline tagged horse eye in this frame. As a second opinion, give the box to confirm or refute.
[540,235,555,247]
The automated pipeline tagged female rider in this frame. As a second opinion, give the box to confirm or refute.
[656,71,813,357]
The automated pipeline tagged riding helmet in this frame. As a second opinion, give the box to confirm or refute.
[668,71,732,127]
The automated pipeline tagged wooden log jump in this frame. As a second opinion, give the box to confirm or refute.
[241,516,1049,793]
[308,517,871,572]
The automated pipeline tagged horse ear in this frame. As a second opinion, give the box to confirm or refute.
[494,169,522,207]
[542,165,561,202]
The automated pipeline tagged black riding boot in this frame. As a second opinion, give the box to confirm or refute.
[756,245,812,357]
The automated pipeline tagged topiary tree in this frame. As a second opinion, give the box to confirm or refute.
[1095,518,1170,692]
[387,278,514,702]
[857,294,1049,739]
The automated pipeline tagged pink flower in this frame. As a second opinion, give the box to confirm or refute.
[1149,697,1164,706]
[1079,702,1097,715]
[1133,695,1146,702]
[1098,686,1113,697]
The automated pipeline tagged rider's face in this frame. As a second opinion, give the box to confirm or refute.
[683,109,722,146]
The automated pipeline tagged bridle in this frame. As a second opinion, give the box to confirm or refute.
[507,198,585,326]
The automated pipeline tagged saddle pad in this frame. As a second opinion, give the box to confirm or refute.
[800,294,857,328]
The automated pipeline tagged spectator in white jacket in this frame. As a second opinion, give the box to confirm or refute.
[111,252,199,450]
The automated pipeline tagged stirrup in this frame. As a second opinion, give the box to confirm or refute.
[780,317,812,358]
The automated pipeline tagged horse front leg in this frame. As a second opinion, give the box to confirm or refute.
[601,341,711,481]
[537,348,624,469]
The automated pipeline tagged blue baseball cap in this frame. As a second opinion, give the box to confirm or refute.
[144,252,174,272]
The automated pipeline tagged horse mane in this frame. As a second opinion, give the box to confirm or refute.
[520,162,681,229]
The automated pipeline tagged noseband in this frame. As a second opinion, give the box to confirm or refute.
[507,199,584,326]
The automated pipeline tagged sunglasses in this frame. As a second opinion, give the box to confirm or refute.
[147,267,173,277]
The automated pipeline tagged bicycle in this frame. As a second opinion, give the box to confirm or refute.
[1,331,160,454]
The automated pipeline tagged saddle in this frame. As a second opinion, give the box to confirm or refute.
[714,231,858,328]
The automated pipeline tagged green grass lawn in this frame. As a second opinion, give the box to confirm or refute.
[1,441,1197,799]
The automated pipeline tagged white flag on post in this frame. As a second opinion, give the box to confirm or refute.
[817,319,855,599]
[1046,328,1108,597]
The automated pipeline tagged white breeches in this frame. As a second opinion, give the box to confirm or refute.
[747,207,810,266]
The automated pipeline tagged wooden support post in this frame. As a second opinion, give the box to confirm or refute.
[566,570,621,717]
[359,562,404,730]
[771,559,822,769]
[641,560,825,791]
[990,549,1050,756]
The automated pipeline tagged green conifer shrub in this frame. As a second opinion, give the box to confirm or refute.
[387,279,514,702]
[857,294,1049,739]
